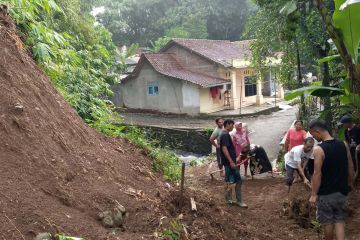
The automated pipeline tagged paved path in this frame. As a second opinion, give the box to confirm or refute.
[245,107,296,160]
[121,107,297,160]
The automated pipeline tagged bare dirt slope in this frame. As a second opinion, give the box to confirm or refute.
[0,9,172,240]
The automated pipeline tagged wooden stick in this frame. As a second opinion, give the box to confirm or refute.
[179,162,186,209]
[190,197,197,212]
[209,162,246,179]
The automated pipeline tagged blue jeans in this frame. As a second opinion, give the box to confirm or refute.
[285,164,300,186]
[224,166,241,183]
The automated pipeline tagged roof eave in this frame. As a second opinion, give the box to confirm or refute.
[201,82,230,88]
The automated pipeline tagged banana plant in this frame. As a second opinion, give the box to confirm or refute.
[285,79,360,122]
[315,0,360,92]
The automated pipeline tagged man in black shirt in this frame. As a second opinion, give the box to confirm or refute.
[340,115,360,177]
[220,119,247,208]
[309,119,354,240]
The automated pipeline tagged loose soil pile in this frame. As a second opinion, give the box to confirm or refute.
[0,8,172,240]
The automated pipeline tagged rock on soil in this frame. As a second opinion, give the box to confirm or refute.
[98,202,128,228]
[33,233,52,240]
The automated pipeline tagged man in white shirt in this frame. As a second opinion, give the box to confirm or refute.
[285,137,315,192]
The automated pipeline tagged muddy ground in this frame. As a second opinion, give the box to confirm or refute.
[183,163,360,240]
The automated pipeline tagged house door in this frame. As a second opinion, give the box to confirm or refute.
[244,76,257,97]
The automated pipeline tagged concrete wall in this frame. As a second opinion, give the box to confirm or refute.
[164,45,222,77]
[121,63,201,114]
[263,70,282,97]
[110,82,124,107]
[182,81,200,111]
[134,125,212,155]
[199,87,225,113]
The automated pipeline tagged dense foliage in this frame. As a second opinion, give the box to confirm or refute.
[123,127,182,182]
[3,0,183,182]
[279,0,360,127]
[95,0,257,46]
[4,0,123,135]
[244,0,329,88]
[245,0,360,129]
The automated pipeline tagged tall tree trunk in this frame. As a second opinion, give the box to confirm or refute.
[316,0,360,94]
[320,42,332,133]
[295,42,305,118]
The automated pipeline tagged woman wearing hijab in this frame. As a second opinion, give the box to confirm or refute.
[231,122,251,177]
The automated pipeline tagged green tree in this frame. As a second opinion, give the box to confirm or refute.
[4,0,124,135]
[97,0,177,46]
[95,0,256,46]
[165,13,208,39]
[244,0,339,127]
[205,0,257,40]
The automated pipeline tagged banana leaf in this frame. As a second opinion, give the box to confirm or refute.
[285,86,345,100]
[334,0,360,64]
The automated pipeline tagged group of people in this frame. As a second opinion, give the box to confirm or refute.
[209,115,360,240]
[283,117,359,240]
[209,117,273,208]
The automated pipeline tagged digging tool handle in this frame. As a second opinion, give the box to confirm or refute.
[180,162,186,209]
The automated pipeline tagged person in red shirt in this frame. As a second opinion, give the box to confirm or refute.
[285,120,307,152]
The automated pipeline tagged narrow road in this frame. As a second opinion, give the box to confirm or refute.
[245,107,297,160]
[121,106,297,160]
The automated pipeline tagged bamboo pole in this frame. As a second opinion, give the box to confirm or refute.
[179,162,186,209]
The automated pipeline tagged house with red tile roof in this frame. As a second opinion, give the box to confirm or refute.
[115,38,283,115]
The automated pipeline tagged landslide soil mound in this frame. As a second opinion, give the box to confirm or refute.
[0,8,171,240]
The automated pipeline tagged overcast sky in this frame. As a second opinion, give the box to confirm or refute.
[91,6,105,16]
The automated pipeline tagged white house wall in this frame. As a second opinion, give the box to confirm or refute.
[199,87,225,113]
[182,81,200,112]
[121,63,200,114]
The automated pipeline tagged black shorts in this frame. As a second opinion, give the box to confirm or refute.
[317,192,347,225]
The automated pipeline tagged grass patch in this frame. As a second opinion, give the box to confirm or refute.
[159,219,183,240]
[123,126,182,182]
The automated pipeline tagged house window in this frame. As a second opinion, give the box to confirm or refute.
[244,76,257,96]
[147,82,159,95]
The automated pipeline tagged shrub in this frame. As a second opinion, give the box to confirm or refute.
[124,126,182,182]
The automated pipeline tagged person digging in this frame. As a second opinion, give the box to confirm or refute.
[220,119,248,208]
[284,137,314,193]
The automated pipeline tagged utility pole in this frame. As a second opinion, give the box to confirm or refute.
[239,77,243,115]
[274,71,277,107]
